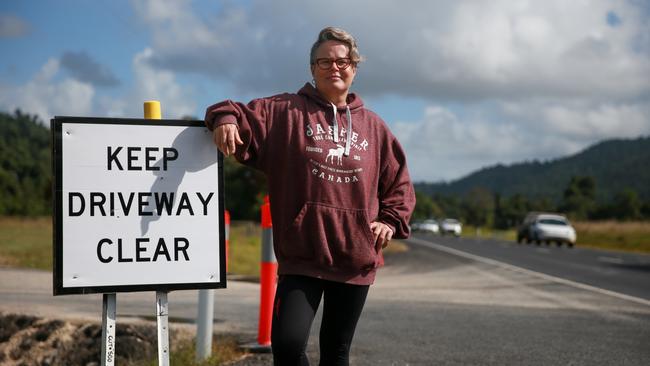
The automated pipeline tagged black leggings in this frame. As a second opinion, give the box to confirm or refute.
[271,275,369,366]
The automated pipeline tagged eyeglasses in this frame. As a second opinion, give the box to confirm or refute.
[313,58,354,70]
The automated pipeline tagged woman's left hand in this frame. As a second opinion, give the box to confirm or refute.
[370,221,393,250]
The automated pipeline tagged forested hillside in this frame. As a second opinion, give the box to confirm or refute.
[416,137,650,203]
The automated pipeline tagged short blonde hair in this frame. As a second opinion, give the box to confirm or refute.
[310,27,363,65]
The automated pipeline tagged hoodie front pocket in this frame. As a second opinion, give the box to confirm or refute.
[280,202,378,271]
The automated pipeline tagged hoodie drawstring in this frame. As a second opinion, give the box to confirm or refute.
[344,106,352,156]
[330,103,353,157]
[330,103,339,144]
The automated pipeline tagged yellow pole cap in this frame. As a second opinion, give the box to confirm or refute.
[144,100,162,120]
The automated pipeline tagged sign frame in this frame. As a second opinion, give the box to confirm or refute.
[51,116,226,295]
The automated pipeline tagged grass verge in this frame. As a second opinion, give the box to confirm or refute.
[572,220,650,253]
[132,335,246,366]
[228,220,262,278]
[462,225,517,242]
[0,216,52,270]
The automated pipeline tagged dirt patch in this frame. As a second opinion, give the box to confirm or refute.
[0,312,191,366]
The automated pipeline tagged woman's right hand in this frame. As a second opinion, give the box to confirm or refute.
[213,124,243,156]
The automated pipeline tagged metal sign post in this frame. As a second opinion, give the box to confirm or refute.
[144,101,170,366]
[196,211,228,360]
[196,289,215,360]
[101,293,116,366]
[156,291,170,366]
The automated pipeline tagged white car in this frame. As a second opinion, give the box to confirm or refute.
[440,218,462,237]
[517,213,576,247]
[418,219,440,234]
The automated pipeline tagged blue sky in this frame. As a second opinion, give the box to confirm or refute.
[1,0,649,182]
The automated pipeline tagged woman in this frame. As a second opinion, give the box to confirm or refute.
[205,26,415,365]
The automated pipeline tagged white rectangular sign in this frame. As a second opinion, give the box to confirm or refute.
[52,117,225,295]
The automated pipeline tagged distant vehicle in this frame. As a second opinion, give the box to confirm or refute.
[410,220,422,232]
[440,218,462,237]
[517,212,576,247]
[417,219,440,234]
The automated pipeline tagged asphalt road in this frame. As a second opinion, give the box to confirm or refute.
[1,236,649,365]
[342,238,650,365]
[411,233,650,302]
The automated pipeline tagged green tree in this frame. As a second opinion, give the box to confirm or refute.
[495,193,530,229]
[559,176,596,220]
[462,187,495,227]
[222,156,267,220]
[0,110,51,216]
[610,188,641,220]
[529,197,555,213]
[432,194,463,220]
[412,191,442,220]
[641,199,650,219]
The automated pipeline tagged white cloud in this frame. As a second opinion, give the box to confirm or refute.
[501,98,650,139]
[394,99,650,182]
[7,0,645,183]
[129,48,197,118]
[125,0,650,181]
[0,49,197,123]
[94,48,198,119]
[541,103,649,139]
[132,0,650,102]
[0,59,94,123]
[414,0,650,100]
[393,105,524,182]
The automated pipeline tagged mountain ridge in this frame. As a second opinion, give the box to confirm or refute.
[415,136,650,202]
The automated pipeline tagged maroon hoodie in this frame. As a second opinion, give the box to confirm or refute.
[205,83,415,285]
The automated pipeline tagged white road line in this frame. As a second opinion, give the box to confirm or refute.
[407,237,650,307]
